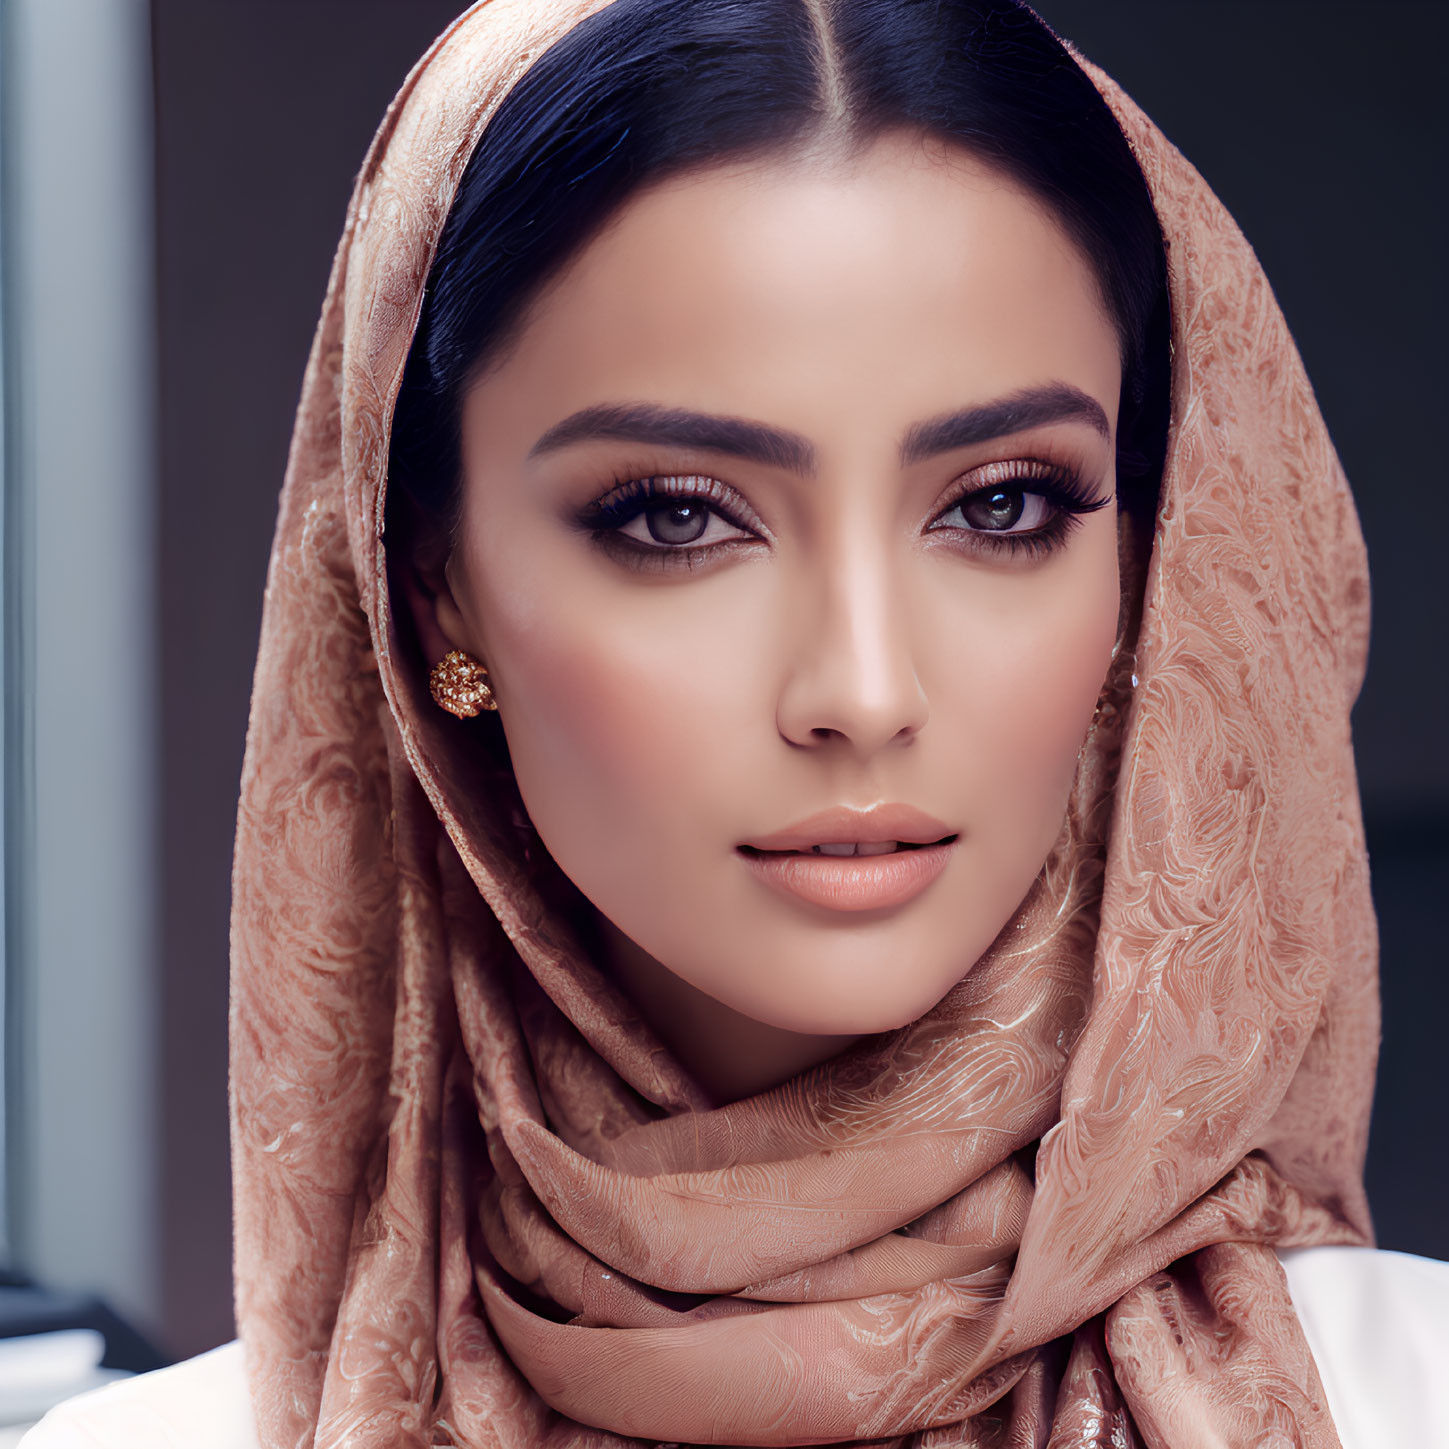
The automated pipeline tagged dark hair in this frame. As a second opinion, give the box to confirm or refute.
[388,0,1169,547]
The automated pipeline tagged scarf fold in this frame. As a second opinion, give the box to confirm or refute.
[229,4,1378,1446]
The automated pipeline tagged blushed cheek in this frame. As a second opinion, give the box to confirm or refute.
[499,630,661,849]
[957,554,1120,852]
[1020,624,1113,802]
[490,603,754,908]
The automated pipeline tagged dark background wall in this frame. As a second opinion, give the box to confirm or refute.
[150,0,1447,1359]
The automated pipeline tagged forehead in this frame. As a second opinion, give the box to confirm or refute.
[473,129,1121,440]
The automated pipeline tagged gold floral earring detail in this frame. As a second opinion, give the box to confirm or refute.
[429,649,499,716]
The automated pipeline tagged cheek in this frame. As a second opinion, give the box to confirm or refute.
[481,576,764,907]
[936,524,1120,853]
[978,609,1111,780]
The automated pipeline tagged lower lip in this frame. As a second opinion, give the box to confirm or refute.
[737,840,957,913]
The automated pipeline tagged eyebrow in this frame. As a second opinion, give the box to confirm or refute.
[900,382,1111,464]
[528,381,1110,475]
[529,403,816,474]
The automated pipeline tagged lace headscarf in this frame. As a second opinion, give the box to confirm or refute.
[229,2,1378,1444]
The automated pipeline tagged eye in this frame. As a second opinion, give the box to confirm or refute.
[616,495,754,548]
[574,473,766,569]
[925,459,1110,557]
[936,486,1057,534]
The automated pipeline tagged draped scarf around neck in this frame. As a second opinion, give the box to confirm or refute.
[229,3,1379,1445]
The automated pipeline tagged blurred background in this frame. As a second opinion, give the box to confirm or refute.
[0,0,1443,1370]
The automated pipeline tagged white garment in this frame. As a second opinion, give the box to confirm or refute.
[18,1247,1448,1448]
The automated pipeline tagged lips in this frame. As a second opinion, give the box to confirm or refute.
[739,803,956,854]
[737,804,958,911]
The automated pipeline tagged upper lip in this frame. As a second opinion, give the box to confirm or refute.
[740,803,956,853]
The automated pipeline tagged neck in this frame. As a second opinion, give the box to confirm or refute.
[590,912,860,1105]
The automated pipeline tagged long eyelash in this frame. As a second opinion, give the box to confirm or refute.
[970,514,1080,559]
[576,473,745,531]
[940,458,1109,517]
[574,473,759,571]
[932,459,1110,559]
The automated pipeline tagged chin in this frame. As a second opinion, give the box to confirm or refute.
[715,955,977,1038]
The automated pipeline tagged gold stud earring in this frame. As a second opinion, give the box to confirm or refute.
[429,649,498,716]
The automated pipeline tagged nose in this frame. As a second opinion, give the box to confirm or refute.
[775,533,929,756]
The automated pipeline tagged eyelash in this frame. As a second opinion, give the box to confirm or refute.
[928,458,1111,558]
[574,460,1108,572]
[575,474,762,573]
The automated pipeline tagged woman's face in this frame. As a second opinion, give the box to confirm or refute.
[428,129,1122,1039]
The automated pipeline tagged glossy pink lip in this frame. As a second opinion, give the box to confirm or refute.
[739,803,955,853]
[738,840,956,912]
[737,804,958,913]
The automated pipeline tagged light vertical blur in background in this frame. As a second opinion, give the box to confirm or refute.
[0,0,1443,1364]
[2,0,158,1341]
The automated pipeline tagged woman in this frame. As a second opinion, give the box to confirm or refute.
[24,0,1447,1445]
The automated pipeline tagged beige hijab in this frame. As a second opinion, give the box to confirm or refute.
[229,2,1379,1445]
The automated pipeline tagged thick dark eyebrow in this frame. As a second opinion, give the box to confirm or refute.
[529,382,1109,478]
[899,382,1111,465]
[529,402,816,475]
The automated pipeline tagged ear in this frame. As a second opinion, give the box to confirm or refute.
[392,539,478,668]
